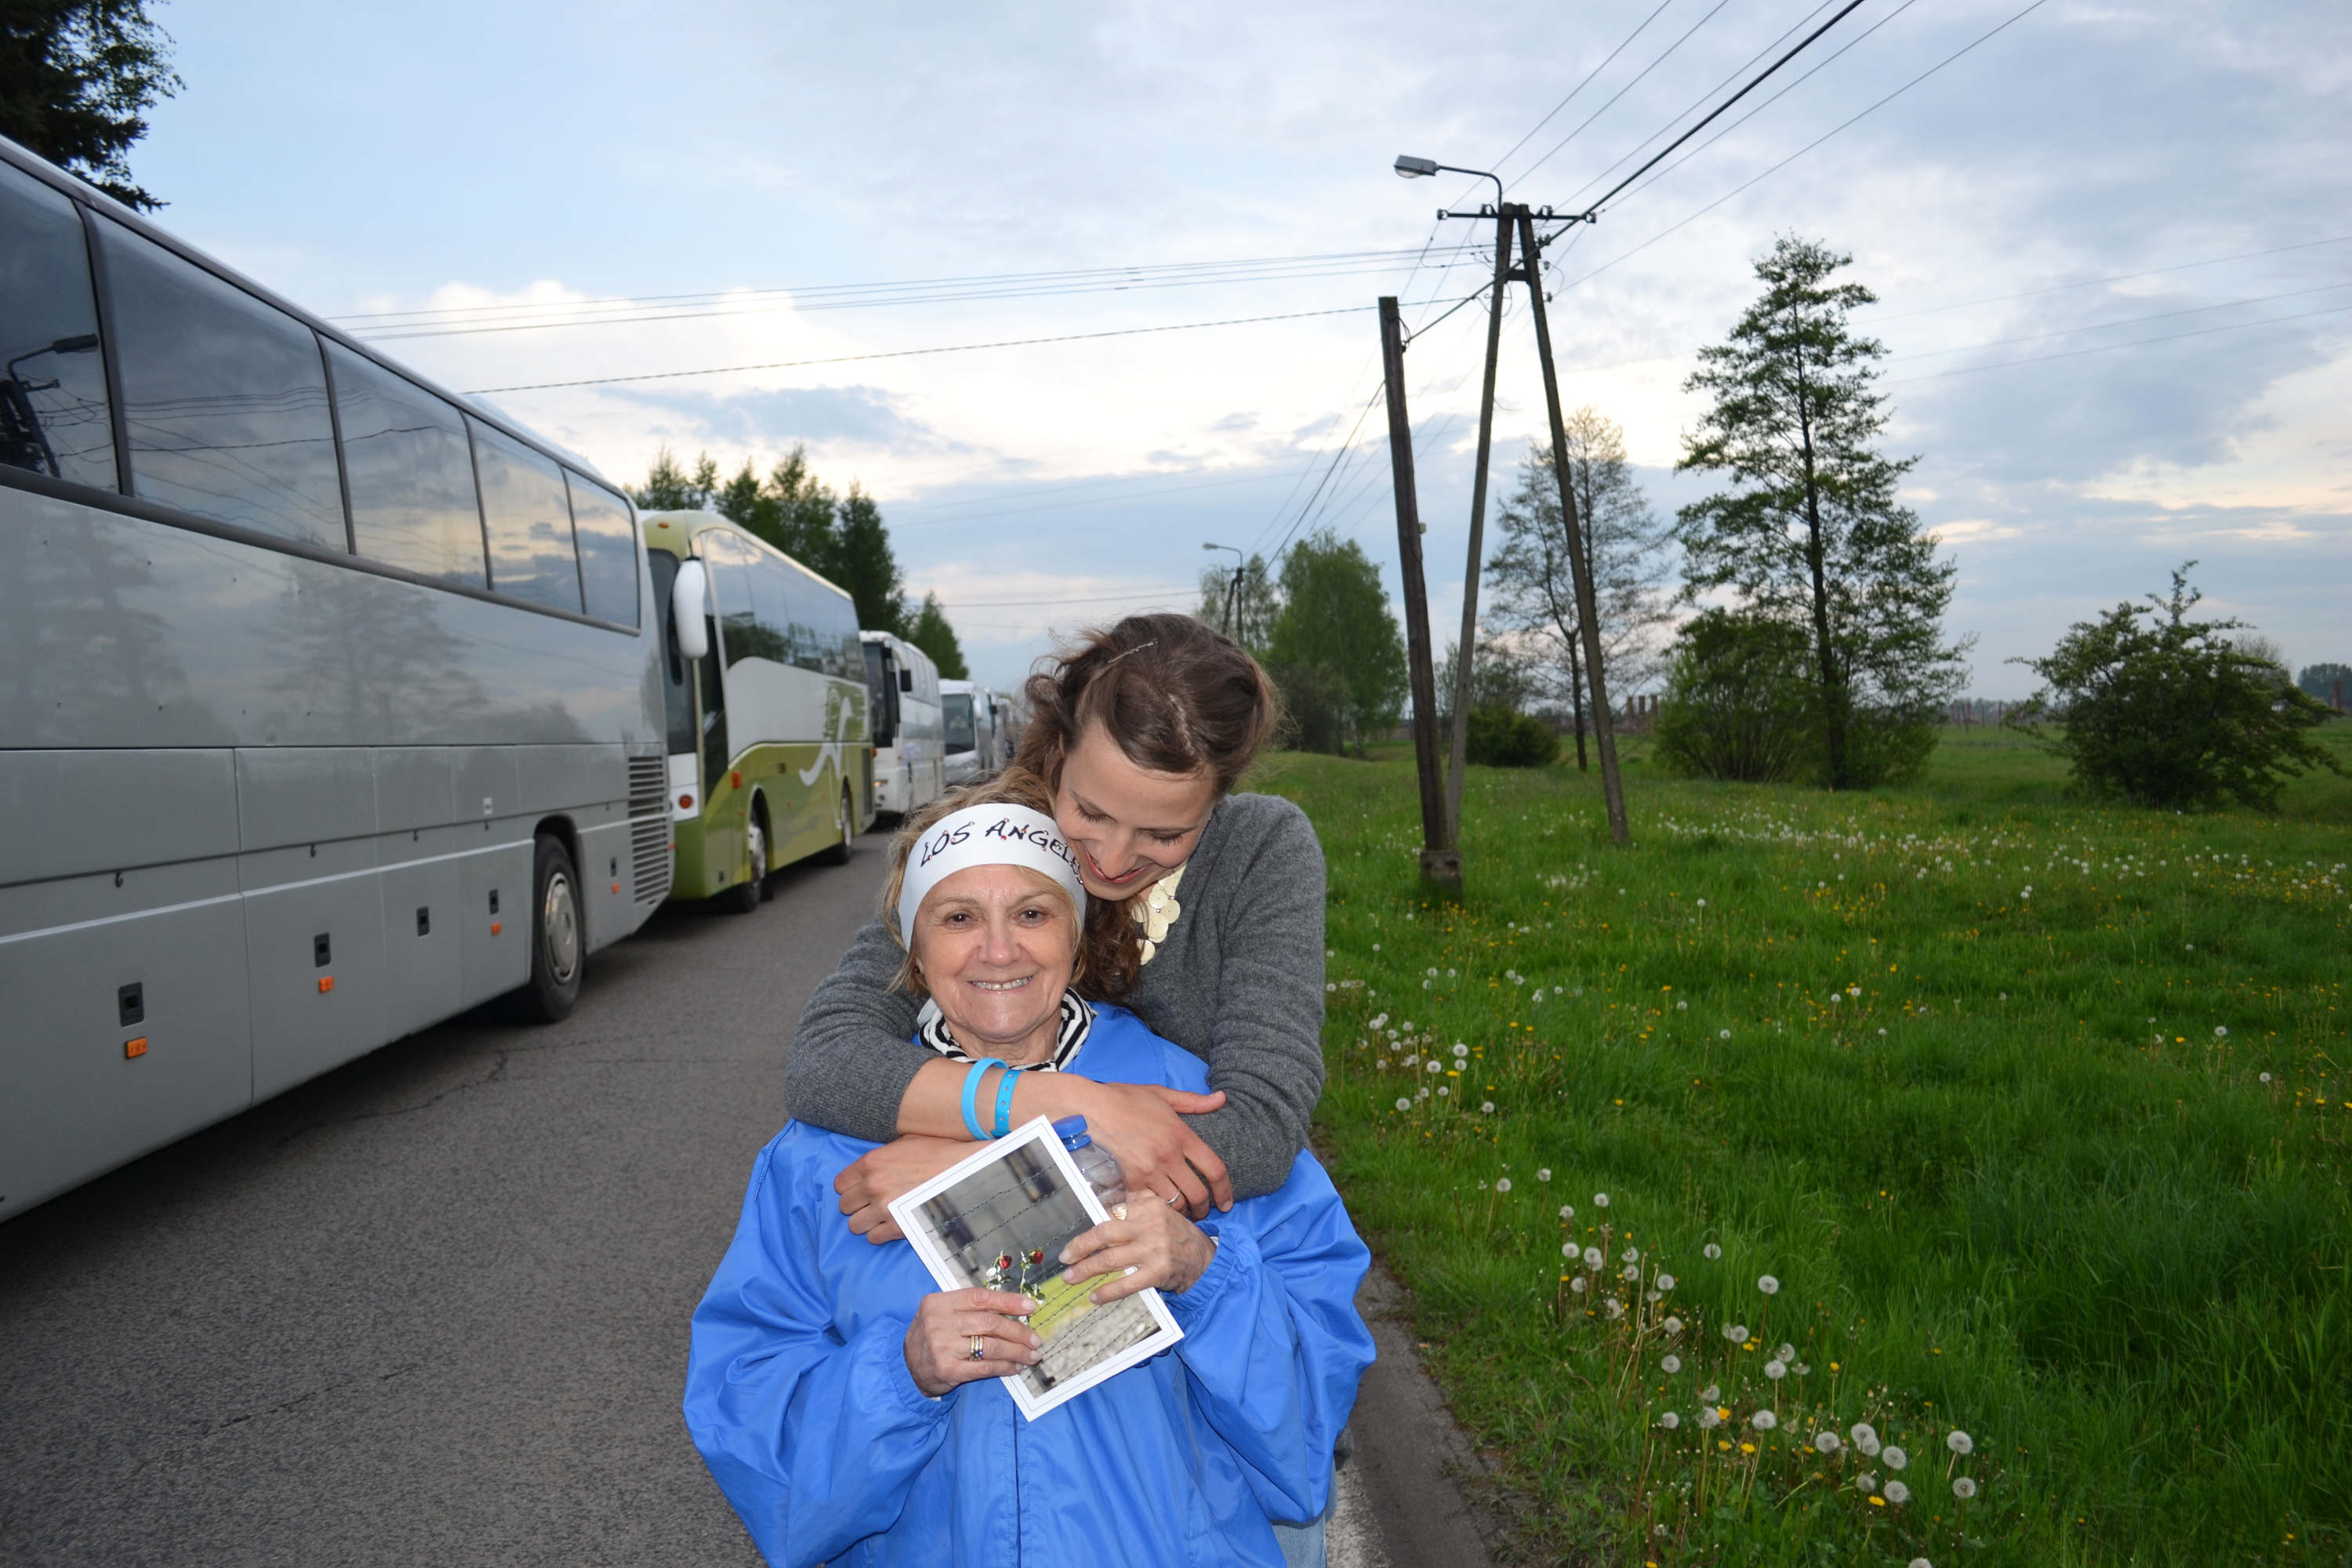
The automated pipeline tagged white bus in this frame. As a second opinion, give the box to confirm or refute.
[0,137,672,1219]
[644,511,874,912]
[941,679,1006,786]
[859,631,944,817]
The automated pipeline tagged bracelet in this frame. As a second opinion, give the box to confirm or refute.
[960,1058,1008,1140]
[992,1064,1021,1139]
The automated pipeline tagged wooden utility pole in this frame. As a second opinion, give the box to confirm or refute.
[1443,209,1516,848]
[1515,210,1630,845]
[1378,296,1459,895]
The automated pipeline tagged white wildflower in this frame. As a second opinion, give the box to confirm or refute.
[1584,1247,1604,1269]
[1764,1359,1787,1380]
[1719,1029,1732,1040]
[1603,1298,1624,1318]
[1453,1042,1469,1058]
[1593,1192,1610,1208]
[1813,1431,1841,1453]
[1537,1168,1552,1182]
[1394,1098,1411,1112]
[1697,1407,1722,1429]
[1758,1275,1780,1295]
[1850,1422,1880,1455]
[1700,1384,1720,1402]
[1494,1177,1512,1192]
[1558,1203,1574,1221]
[1623,1247,1640,1263]
[1883,1445,1908,1470]
[2215,1025,2228,1039]
[1884,1479,1910,1504]
[1656,1273,1676,1290]
[1663,1316,1685,1336]
[1659,1410,1680,1429]
[1751,1410,1777,1430]
[1661,1355,1682,1374]
[1952,1477,1978,1500]
[1480,1101,1495,1114]
[1704,1243,1722,1260]
[1723,1324,1749,1344]
[1946,1430,1973,1455]
[1569,1276,1588,1294]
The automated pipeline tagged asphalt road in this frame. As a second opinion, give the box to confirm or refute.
[0,844,880,1566]
[1,833,1494,1568]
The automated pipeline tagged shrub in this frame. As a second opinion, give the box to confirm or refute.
[1653,611,1816,782]
[2011,565,2344,812]
[1465,706,1559,768]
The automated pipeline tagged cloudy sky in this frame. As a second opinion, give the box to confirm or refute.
[129,0,2350,692]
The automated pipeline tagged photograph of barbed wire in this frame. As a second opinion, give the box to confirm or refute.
[1279,728,2352,1566]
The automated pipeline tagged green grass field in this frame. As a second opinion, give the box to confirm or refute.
[1261,724,2352,1567]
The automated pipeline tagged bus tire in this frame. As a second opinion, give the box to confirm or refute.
[721,805,768,914]
[816,786,855,866]
[521,833,584,1022]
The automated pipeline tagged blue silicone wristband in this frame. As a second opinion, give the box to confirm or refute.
[993,1064,1021,1139]
[961,1058,1007,1141]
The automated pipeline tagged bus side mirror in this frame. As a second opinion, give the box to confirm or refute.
[898,670,913,693]
[672,560,710,660]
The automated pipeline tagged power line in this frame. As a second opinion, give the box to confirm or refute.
[1555,0,2054,294]
[1483,0,1679,186]
[1889,300,2352,384]
[335,247,1436,332]
[1514,0,1742,188]
[458,305,1384,395]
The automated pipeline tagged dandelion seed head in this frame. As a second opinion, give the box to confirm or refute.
[1623,1247,1640,1263]
[1884,1480,1911,1504]
[1947,1430,1973,1455]
[1559,1203,1575,1220]
[1776,1342,1795,1361]
[1562,1242,1577,1258]
[1697,1407,1722,1429]
[1452,1042,1469,1058]
[1751,1410,1777,1430]
[1657,1273,1677,1290]
[1395,1098,1412,1112]
[1758,1275,1780,1294]
[1850,1423,1880,1454]
[1425,1060,1442,1074]
[1883,1446,1908,1471]
[1764,1359,1788,1380]
[1603,1298,1624,1317]
[1584,1247,1605,1269]
[1813,1431,1842,1453]
[1724,1324,1749,1344]
[1480,1101,1496,1113]
[1856,1472,1877,1494]
[2215,1025,2229,1038]
[1704,1243,1722,1260]
[1494,1177,1512,1192]
[1664,1316,1685,1336]
[1952,1477,1978,1500]
[1537,1168,1553,1182]
[1593,1192,1610,1208]
[1700,1384,1720,1402]
[1661,1355,1682,1374]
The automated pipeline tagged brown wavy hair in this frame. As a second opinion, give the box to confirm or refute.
[1013,612,1280,797]
[882,769,1138,1003]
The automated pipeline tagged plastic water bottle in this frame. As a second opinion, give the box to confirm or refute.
[1052,1116,1128,1214]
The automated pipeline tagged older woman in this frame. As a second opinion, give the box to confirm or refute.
[685,776,1372,1568]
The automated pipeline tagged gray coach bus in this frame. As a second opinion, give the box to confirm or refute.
[0,138,672,1219]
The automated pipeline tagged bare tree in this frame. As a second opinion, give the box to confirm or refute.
[1486,408,1674,768]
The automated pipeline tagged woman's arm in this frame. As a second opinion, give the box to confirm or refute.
[1157,1153,1374,1524]
[684,1141,953,1568]
[1169,796,1329,1200]
[782,917,928,1144]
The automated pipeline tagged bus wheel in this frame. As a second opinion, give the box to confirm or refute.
[722,809,768,914]
[521,834,584,1022]
[817,786,855,866]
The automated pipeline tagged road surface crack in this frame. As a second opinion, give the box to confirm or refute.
[274,1054,510,1148]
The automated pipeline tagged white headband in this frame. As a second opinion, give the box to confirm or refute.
[897,804,1088,942]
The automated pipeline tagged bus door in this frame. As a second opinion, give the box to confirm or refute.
[650,550,702,822]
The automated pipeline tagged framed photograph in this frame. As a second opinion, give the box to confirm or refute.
[888,1116,1183,1420]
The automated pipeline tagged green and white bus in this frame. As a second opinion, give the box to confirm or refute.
[0,137,673,1218]
[641,512,875,912]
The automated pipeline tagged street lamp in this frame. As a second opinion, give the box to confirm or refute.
[1393,154,1504,213]
[1201,543,1243,641]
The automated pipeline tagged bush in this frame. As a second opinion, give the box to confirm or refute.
[1653,611,1816,782]
[2011,565,2344,811]
[1464,706,1559,768]
[1271,661,1349,755]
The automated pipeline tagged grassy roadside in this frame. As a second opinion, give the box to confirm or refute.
[1261,727,2352,1566]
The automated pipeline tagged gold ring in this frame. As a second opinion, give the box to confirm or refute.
[969,1334,985,1360]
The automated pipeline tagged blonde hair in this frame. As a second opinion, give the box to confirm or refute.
[882,770,1133,1001]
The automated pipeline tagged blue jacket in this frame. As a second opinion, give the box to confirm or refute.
[684,1004,1374,1568]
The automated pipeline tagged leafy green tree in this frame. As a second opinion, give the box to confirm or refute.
[630,445,717,511]
[830,483,906,637]
[0,0,179,209]
[1264,528,1407,754]
[1196,553,1279,653]
[1653,609,1817,783]
[1675,236,1967,789]
[1465,708,1558,768]
[907,591,967,679]
[1488,410,1673,771]
[2009,565,2343,812]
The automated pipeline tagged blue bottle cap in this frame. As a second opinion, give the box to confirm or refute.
[1052,1115,1091,1149]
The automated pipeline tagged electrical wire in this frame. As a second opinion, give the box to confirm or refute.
[1555,0,2054,295]
[458,305,1385,395]
[1480,0,1679,189]
[1512,0,1741,189]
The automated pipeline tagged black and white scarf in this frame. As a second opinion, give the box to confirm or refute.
[916,988,1094,1073]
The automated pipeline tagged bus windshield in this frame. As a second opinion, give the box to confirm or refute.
[942,693,976,753]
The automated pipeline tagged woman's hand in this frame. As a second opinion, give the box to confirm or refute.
[1054,1078,1235,1218]
[904,1288,1044,1398]
[1057,1200,1217,1305]
[834,1136,972,1244]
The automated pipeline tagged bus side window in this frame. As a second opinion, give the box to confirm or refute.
[96,216,344,549]
[326,341,485,588]
[0,162,116,491]
[564,470,639,627]
[467,417,581,613]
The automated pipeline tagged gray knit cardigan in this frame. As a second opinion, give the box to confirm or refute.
[782,791,1327,1200]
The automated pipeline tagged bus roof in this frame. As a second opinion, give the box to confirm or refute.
[640,510,855,606]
